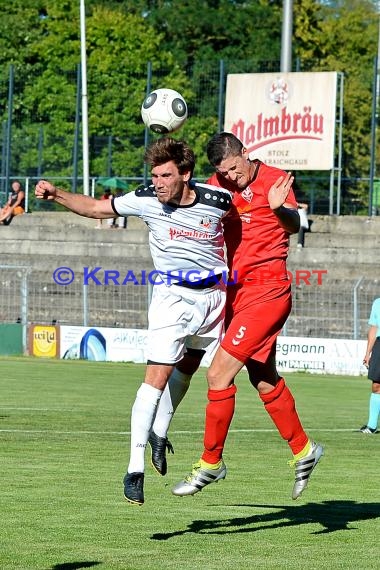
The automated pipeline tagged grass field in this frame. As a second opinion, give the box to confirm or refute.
[1,357,379,570]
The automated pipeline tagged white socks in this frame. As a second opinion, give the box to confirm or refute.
[127,383,162,474]
[151,368,192,438]
[127,369,193,474]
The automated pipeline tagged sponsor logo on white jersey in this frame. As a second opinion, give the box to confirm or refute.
[169,227,214,240]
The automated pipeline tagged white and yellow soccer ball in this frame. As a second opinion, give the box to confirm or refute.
[141,88,188,134]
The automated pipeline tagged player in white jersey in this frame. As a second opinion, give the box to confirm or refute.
[35,137,231,505]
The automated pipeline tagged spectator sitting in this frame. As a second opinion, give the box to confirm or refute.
[0,180,25,225]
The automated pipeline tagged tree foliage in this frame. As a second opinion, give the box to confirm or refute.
[294,0,378,211]
[126,0,283,67]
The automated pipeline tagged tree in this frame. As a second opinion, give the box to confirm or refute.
[293,0,379,211]
[127,0,283,68]
[0,0,379,212]
[0,0,190,182]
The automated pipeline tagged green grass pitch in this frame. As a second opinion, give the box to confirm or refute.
[0,356,379,570]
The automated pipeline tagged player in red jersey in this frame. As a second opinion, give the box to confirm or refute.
[172,132,323,500]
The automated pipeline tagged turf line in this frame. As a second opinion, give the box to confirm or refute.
[0,427,359,435]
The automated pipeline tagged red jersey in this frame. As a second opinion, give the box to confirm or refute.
[207,161,297,285]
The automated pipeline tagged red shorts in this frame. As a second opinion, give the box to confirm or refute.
[221,281,291,364]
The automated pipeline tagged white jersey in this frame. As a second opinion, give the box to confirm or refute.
[112,182,231,285]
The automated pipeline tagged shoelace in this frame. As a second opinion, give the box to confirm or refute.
[184,462,201,482]
[287,455,311,468]
[288,443,315,468]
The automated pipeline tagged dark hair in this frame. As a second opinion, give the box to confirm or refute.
[206,132,243,167]
[12,180,24,190]
[144,137,195,178]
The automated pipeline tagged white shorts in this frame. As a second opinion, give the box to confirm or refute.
[147,282,226,364]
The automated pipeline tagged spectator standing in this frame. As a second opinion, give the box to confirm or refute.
[95,188,113,228]
[112,188,128,229]
[296,202,309,248]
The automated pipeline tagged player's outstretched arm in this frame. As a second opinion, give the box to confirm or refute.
[35,180,115,219]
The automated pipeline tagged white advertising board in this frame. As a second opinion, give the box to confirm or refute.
[60,326,367,377]
[224,72,337,171]
[60,326,148,363]
[276,336,367,376]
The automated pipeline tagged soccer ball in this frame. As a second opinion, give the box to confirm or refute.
[141,88,188,134]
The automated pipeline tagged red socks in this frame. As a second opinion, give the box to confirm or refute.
[259,378,308,455]
[200,378,306,463]
[201,384,237,464]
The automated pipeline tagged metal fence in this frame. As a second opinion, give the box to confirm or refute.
[0,59,376,216]
[1,265,379,342]
[2,174,379,226]
[283,276,379,340]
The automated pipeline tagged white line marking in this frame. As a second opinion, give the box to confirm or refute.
[0,407,81,412]
[0,428,358,435]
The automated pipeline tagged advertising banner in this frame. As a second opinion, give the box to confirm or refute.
[60,326,148,363]
[29,324,59,358]
[59,326,367,376]
[224,72,337,170]
[276,336,367,376]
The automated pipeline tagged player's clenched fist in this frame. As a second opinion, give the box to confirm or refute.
[35,180,57,200]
